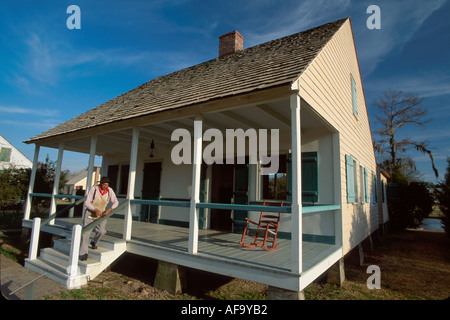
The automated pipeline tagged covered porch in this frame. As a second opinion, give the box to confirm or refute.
[22,86,343,293]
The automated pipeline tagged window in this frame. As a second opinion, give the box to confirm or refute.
[346,155,358,203]
[0,147,12,162]
[261,152,319,203]
[107,164,129,195]
[262,155,287,200]
[351,75,358,119]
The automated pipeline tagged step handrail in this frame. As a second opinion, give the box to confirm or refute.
[40,196,87,227]
[81,199,130,235]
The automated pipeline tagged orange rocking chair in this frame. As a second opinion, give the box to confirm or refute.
[239,200,283,251]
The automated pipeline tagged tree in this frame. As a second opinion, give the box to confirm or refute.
[435,158,450,236]
[0,167,26,214]
[373,90,438,181]
[31,155,70,217]
[388,181,434,230]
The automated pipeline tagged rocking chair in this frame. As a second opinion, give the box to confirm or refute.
[239,200,283,251]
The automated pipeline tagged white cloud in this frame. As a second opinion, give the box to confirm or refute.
[0,105,59,116]
[243,0,352,47]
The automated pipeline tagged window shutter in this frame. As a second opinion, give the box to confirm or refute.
[373,172,378,203]
[287,152,319,203]
[364,168,369,203]
[346,155,355,203]
[287,153,292,202]
[302,152,318,203]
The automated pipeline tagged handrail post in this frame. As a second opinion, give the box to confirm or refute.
[68,224,81,277]
[69,189,76,218]
[66,224,82,289]
[28,217,41,260]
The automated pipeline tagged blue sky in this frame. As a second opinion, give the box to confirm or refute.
[1,0,449,183]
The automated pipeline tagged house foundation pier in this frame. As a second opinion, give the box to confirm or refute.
[268,286,305,300]
[154,260,186,295]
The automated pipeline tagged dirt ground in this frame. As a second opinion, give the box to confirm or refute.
[1,228,449,300]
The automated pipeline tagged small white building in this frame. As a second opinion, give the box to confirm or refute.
[0,134,32,172]
[64,167,101,195]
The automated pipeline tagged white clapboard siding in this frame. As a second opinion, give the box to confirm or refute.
[299,19,379,254]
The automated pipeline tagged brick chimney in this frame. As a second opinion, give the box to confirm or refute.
[219,30,244,58]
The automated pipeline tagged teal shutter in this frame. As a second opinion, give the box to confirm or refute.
[287,152,319,203]
[351,75,358,119]
[373,172,378,203]
[287,153,292,202]
[364,168,369,203]
[301,152,318,203]
[346,155,355,203]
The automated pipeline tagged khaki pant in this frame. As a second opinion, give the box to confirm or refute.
[79,213,107,256]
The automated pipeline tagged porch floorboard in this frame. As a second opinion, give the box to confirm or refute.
[53,217,337,271]
[46,217,340,290]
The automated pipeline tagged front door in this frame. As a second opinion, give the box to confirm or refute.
[210,163,249,232]
[210,164,234,231]
[232,164,249,233]
[142,162,162,222]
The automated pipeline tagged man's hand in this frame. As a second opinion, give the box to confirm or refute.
[103,208,112,216]
[95,209,102,217]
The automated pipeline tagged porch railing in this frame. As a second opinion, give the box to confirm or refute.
[26,193,129,283]
[25,191,340,282]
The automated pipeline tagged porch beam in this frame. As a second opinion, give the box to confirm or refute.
[188,115,203,254]
[290,93,302,274]
[23,144,40,220]
[256,104,290,127]
[140,126,173,139]
[221,110,262,130]
[124,127,140,240]
[49,143,64,225]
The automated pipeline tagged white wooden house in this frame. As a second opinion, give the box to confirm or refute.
[0,134,32,171]
[21,18,388,298]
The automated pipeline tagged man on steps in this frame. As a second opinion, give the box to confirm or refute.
[79,176,119,261]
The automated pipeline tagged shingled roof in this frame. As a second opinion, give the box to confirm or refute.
[25,18,348,143]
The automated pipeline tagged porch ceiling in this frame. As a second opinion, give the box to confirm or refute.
[36,96,333,156]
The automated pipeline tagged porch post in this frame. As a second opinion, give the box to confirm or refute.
[23,144,40,221]
[290,93,302,274]
[188,115,203,254]
[81,135,97,221]
[124,127,140,240]
[49,143,64,225]
[86,135,97,192]
[332,133,343,248]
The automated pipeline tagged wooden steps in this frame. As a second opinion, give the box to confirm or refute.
[24,235,126,289]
